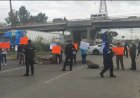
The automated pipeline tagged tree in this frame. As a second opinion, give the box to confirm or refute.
[37,13,48,23]
[18,6,30,24]
[5,10,19,26]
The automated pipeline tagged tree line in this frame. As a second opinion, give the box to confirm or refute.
[5,6,48,26]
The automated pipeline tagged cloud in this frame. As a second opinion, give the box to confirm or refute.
[1,1,140,23]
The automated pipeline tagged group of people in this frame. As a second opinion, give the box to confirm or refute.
[100,41,140,78]
[0,48,7,70]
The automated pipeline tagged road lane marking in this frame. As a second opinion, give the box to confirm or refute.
[44,66,85,84]
[0,67,25,74]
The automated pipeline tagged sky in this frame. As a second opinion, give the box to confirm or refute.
[0,1,140,39]
[1,1,140,22]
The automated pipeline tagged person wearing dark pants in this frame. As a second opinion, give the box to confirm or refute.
[137,42,140,56]
[62,55,73,71]
[100,43,116,78]
[62,39,75,71]
[73,50,77,65]
[124,41,130,58]
[80,49,87,65]
[116,55,124,70]
[24,40,35,76]
[130,42,137,70]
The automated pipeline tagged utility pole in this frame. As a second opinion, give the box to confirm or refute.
[99,0,108,16]
[9,0,14,29]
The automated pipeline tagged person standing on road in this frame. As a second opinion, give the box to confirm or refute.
[124,41,130,58]
[1,49,7,65]
[114,43,125,70]
[100,43,116,78]
[24,40,36,76]
[73,42,78,65]
[137,41,140,56]
[130,42,137,70]
[62,39,75,71]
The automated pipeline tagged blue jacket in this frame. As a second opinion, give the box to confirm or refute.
[103,46,114,61]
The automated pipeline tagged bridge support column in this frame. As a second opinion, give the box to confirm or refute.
[86,28,98,45]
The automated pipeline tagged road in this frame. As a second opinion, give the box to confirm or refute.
[0,55,140,98]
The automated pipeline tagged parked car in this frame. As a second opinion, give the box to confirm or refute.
[88,44,115,55]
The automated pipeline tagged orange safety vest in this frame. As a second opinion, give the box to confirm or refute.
[74,43,78,50]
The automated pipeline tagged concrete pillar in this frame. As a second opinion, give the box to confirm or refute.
[69,30,74,42]
[87,29,91,44]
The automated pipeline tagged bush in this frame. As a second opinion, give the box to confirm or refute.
[32,35,50,52]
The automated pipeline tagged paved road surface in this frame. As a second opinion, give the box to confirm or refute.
[0,55,140,98]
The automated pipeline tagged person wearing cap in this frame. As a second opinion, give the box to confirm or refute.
[100,43,116,78]
[62,39,75,71]
[24,40,36,76]
[130,42,137,70]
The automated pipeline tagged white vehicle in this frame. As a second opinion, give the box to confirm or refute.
[88,44,115,55]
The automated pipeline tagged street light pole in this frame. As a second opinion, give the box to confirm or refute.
[9,0,14,30]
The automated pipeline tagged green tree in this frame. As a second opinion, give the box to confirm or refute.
[18,6,30,24]
[5,10,19,26]
[36,13,48,23]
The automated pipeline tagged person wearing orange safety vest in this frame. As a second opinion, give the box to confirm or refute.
[113,43,125,70]
[73,42,78,65]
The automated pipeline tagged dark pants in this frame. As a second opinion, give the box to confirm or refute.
[62,54,73,71]
[101,59,114,76]
[56,54,61,64]
[116,55,124,70]
[2,54,7,64]
[81,54,87,65]
[137,50,140,56]
[25,58,34,75]
[124,49,128,57]
[73,54,77,65]
[131,56,136,70]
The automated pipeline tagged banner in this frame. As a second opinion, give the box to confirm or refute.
[20,37,28,44]
[0,42,10,49]
[79,41,89,50]
[52,46,61,54]
[112,47,124,55]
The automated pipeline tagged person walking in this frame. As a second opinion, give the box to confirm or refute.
[62,39,75,71]
[24,40,36,76]
[130,42,137,70]
[100,43,116,78]
[115,43,125,70]
[1,49,7,65]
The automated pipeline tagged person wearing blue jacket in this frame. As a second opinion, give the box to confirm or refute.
[80,49,87,65]
[100,43,116,78]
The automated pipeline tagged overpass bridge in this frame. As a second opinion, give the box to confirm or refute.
[1,17,140,44]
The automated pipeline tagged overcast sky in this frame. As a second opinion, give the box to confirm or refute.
[1,1,140,22]
[1,1,140,39]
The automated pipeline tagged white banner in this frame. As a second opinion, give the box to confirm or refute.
[79,41,89,50]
